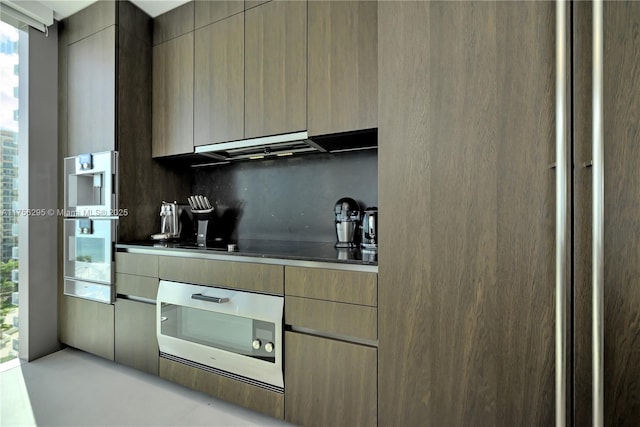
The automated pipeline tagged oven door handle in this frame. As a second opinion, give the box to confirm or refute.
[191,293,229,304]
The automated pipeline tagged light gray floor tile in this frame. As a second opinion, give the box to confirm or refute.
[0,348,293,427]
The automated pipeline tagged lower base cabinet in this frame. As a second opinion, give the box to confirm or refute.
[115,298,158,375]
[284,331,377,427]
[159,357,284,420]
[59,295,114,360]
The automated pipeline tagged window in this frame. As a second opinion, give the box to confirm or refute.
[0,19,20,364]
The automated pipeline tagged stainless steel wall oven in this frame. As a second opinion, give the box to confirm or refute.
[157,280,284,391]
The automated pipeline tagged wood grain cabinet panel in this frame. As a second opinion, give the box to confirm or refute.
[285,332,377,427]
[160,357,284,419]
[152,32,194,157]
[194,14,244,146]
[115,298,158,375]
[115,274,159,300]
[285,296,377,341]
[115,253,159,277]
[245,0,271,11]
[308,0,377,136]
[244,0,307,138]
[153,1,194,45]
[59,295,114,361]
[285,266,377,306]
[195,0,244,28]
[67,26,116,156]
[158,256,284,295]
[378,2,555,425]
[64,0,116,45]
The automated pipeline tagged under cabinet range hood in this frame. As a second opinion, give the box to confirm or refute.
[195,132,325,162]
[193,129,377,164]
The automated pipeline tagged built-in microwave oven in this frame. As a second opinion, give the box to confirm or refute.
[64,151,117,217]
[157,280,284,390]
[63,218,116,304]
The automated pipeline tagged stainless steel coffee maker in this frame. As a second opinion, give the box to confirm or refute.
[151,201,182,241]
[361,207,378,251]
[334,197,361,248]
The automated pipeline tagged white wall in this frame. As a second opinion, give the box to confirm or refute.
[18,23,61,361]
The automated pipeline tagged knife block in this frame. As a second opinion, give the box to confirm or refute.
[192,211,218,247]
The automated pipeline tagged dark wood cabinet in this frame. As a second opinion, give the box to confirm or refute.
[194,13,244,146]
[284,332,377,427]
[245,0,271,11]
[67,26,116,156]
[160,354,284,419]
[152,32,194,157]
[115,298,158,375]
[378,2,555,425]
[573,3,640,425]
[244,0,306,138]
[152,1,194,45]
[114,253,159,375]
[64,0,115,45]
[195,0,243,29]
[60,0,189,241]
[59,295,115,360]
[284,265,378,426]
[307,0,377,137]
[158,256,284,295]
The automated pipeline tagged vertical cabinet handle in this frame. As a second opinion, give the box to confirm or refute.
[555,1,569,426]
[592,1,604,426]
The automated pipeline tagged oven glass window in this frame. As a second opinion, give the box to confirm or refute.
[76,237,106,263]
[64,219,113,284]
[161,303,276,363]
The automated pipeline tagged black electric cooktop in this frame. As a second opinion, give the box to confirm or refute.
[118,239,377,266]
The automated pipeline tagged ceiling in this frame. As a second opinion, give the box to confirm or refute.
[41,0,191,20]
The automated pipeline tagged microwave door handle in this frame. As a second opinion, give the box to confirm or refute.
[191,293,229,304]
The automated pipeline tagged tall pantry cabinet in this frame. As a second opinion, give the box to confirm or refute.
[58,0,189,360]
[378,1,640,425]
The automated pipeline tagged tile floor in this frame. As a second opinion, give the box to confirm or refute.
[0,348,293,427]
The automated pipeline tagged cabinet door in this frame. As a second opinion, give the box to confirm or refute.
[59,295,114,360]
[378,2,555,425]
[152,32,194,157]
[194,14,244,146]
[244,0,306,138]
[67,27,115,156]
[153,1,194,45]
[285,332,377,427]
[195,0,244,29]
[308,1,377,137]
[115,298,158,375]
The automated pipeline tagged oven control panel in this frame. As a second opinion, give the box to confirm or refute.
[252,319,276,361]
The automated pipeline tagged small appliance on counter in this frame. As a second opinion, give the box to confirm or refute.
[151,201,193,241]
[334,197,361,248]
[361,207,378,251]
[188,194,219,247]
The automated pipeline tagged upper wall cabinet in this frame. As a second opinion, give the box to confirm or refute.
[152,33,194,157]
[153,1,194,45]
[67,26,116,156]
[152,2,194,157]
[307,0,378,137]
[64,0,116,45]
[194,13,244,146]
[245,1,271,11]
[244,0,307,139]
[195,0,244,29]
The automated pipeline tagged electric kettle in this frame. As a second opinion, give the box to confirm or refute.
[361,207,378,250]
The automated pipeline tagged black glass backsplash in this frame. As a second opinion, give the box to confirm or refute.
[192,150,378,242]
